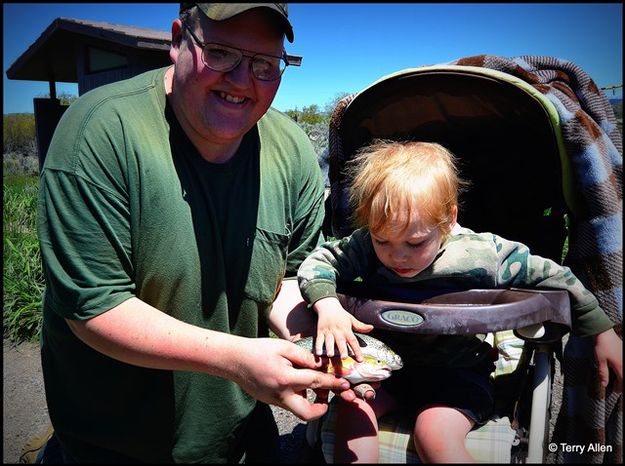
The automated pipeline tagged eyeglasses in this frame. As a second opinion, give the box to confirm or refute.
[181,22,301,81]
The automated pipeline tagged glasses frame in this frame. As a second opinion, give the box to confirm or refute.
[181,21,300,81]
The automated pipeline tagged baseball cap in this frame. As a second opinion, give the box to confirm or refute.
[179,3,294,43]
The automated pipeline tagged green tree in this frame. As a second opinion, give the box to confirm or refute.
[299,104,324,124]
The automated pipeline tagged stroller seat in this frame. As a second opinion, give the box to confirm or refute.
[308,285,570,463]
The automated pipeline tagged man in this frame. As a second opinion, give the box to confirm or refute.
[37,4,354,463]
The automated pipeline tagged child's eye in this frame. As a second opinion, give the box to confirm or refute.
[373,238,388,245]
[407,242,422,249]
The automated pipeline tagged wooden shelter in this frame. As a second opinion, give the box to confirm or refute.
[5,17,172,168]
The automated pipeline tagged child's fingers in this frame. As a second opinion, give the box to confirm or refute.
[351,316,374,334]
[346,332,365,362]
[314,333,326,357]
[598,360,610,388]
[323,333,336,358]
[333,333,351,360]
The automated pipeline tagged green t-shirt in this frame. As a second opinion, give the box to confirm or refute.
[37,66,325,463]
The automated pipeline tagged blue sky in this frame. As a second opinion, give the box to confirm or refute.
[3,2,623,115]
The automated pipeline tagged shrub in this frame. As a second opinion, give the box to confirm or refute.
[3,152,39,177]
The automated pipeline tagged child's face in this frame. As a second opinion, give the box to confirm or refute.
[370,220,447,278]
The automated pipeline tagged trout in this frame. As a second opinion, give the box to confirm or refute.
[295,332,403,384]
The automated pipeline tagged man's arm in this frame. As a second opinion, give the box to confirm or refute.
[67,296,352,420]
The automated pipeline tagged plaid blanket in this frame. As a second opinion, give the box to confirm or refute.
[321,401,517,463]
[327,55,622,463]
[449,55,622,464]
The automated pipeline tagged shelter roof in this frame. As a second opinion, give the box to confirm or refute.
[6,17,171,83]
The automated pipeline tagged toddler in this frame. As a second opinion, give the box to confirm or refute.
[297,140,622,463]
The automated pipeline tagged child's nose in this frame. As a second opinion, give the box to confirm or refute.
[391,248,407,262]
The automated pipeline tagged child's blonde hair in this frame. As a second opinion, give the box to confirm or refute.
[347,140,466,236]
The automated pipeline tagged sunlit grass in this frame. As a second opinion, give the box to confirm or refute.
[3,174,44,343]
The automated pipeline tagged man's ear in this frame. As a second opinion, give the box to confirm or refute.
[169,19,183,63]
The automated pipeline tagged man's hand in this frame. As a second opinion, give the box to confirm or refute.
[229,337,354,421]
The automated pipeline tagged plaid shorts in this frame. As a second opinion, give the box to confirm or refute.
[382,358,495,425]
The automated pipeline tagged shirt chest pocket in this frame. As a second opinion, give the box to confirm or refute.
[243,227,290,305]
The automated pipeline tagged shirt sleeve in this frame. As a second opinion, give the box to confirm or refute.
[297,228,372,305]
[37,107,135,321]
[493,234,614,337]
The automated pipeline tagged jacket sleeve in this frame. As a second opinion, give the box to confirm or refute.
[297,228,373,306]
[494,235,614,337]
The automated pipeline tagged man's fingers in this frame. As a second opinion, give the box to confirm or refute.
[353,383,376,400]
[336,387,357,403]
[306,369,350,392]
[280,372,352,421]
[283,392,330,421]
[284,342,322,369]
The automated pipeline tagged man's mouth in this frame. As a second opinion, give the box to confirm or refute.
[218,91,246,104]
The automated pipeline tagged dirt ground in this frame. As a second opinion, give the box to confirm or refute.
[3,339,51,464]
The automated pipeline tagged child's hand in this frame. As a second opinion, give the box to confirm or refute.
[593,328,623,393]
[312,297,374,362]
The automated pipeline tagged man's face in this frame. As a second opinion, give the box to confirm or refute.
[169,9,285,147]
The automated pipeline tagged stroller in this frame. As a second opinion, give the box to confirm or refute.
[306,55,622,463]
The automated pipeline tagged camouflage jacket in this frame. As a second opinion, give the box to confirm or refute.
[298,225,614,368]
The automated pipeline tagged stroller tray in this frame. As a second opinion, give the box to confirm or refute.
[336,282,571,339]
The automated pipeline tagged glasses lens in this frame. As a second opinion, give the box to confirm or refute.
[202,43,286,81]
[252,55,286,81]
[202,44,241,71]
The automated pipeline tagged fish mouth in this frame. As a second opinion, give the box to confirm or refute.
[371,367,393,380]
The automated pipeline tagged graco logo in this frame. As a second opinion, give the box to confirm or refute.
[381,310,424,327]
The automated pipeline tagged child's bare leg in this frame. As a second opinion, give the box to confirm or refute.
[413,405,475,463]
[334,388,396,463]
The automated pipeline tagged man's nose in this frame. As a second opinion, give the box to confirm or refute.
[224,57,254,86]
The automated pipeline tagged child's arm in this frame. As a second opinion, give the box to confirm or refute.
[297,229,376,362]
[492,234,620,391]
[313,296,373,362]
[593,328,623,393]
[493,235,614,337]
